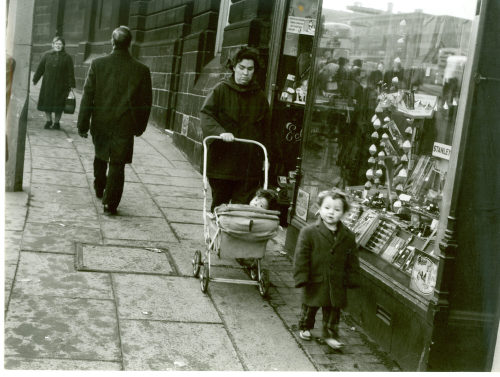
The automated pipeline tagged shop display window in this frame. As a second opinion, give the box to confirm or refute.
[295,0,476,299]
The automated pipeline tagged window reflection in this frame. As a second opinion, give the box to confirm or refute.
[302,1,473,218]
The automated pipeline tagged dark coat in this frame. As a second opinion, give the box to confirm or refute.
[77,49,152,164]
[200,77,272,181]
[33,50,75,113]
[294,219,360,308]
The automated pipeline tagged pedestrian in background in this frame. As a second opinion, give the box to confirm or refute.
[77,25,152,215]
[200,47,273,212]
[293,190,360,349]
[32,36,75,130]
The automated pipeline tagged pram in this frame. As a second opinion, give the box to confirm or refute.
[192,136,280,297]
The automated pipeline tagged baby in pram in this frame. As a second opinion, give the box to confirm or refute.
[249,188,279,211]
[227,188,279,269]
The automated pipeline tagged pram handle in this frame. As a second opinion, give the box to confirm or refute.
[202,136,269,191]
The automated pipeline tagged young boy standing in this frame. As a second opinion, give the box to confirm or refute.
[293,190,360,349]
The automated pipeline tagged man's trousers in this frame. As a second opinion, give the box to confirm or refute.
[94,157,125,210]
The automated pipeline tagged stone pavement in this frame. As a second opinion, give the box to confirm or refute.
[3,82,400,371]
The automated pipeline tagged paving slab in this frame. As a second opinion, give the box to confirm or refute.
[29,184,94,204]
[21,223,102,254]
[119,320,243,371]
[170,160,196,170]
[102,238,179,249]
[162,208,204,224]
[139,134,186,160]
[100,216,177,242]
[76,243,174,275]
[4,230,23,265]
[30,145,81,159]
[4,357,122,370]
[148,184,203,198]
[4,264,17,309]
[111,197,163,218]
[113,274,220,322]
[13,252,113,299]
[156,196,205,210]
[209,282,316,371]
[4,296,120,360]
[5,205,27,232]
[170,223,204,241]
[28,135,75,149]
[133,164,201,178]
[132,153,174,168]
[31,169,89,188]
[27,203,99,228]
[138,174,201,187]
[165,241,205,276]
[31,156,85,173]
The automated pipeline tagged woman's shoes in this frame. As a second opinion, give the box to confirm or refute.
[43,121,60,130]
[299,330,312,340]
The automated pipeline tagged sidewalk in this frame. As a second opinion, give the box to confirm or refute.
[3,82,400,371]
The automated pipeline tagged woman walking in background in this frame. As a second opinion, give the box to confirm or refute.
[33,36,75,130]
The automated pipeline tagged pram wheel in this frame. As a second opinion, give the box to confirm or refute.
[200,264,209,293]
[258,269,270,297]
[192,250,202,277]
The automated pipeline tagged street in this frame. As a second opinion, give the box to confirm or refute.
[3,83,398,371]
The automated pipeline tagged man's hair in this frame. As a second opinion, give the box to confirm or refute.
[112,26,132,50]
[226,47,262,72]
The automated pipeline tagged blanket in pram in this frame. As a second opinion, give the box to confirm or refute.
[215,204,280,242]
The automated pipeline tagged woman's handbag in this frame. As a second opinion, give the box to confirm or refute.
[64,89,76,114]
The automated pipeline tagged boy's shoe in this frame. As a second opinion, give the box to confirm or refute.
[43,121,52,129]
[52,122,60,130]
[299,330,312,340]
[325,337,343,349]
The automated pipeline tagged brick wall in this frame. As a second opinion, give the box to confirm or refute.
[29,0,274,172]
[134,0,194,130]
[31,0,58,71]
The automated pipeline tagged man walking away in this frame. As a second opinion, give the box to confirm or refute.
[77,26,152,215]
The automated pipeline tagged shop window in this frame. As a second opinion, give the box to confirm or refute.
[293,0,476,299]
[214,0,231,56]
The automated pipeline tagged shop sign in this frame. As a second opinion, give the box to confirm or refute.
[432,142,452,160]
[410,250,438,298]
[295,188,310,221]
[286,16,316,35]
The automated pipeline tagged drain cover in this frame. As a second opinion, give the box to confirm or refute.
[75,243,174,275]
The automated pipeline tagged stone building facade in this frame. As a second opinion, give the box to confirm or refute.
[31,0,273,168]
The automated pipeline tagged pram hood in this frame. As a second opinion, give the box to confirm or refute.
[215,204,280,242]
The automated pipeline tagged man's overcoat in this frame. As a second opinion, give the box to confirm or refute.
[77,49,152,164]
[33,50,75,112]
[294,219,360,308]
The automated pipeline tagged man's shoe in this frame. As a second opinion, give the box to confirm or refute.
[52,122,60,130]
[103,204,117,215]
[299,330,312,341]
[325,337,343,349]
[44,121,52,129]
